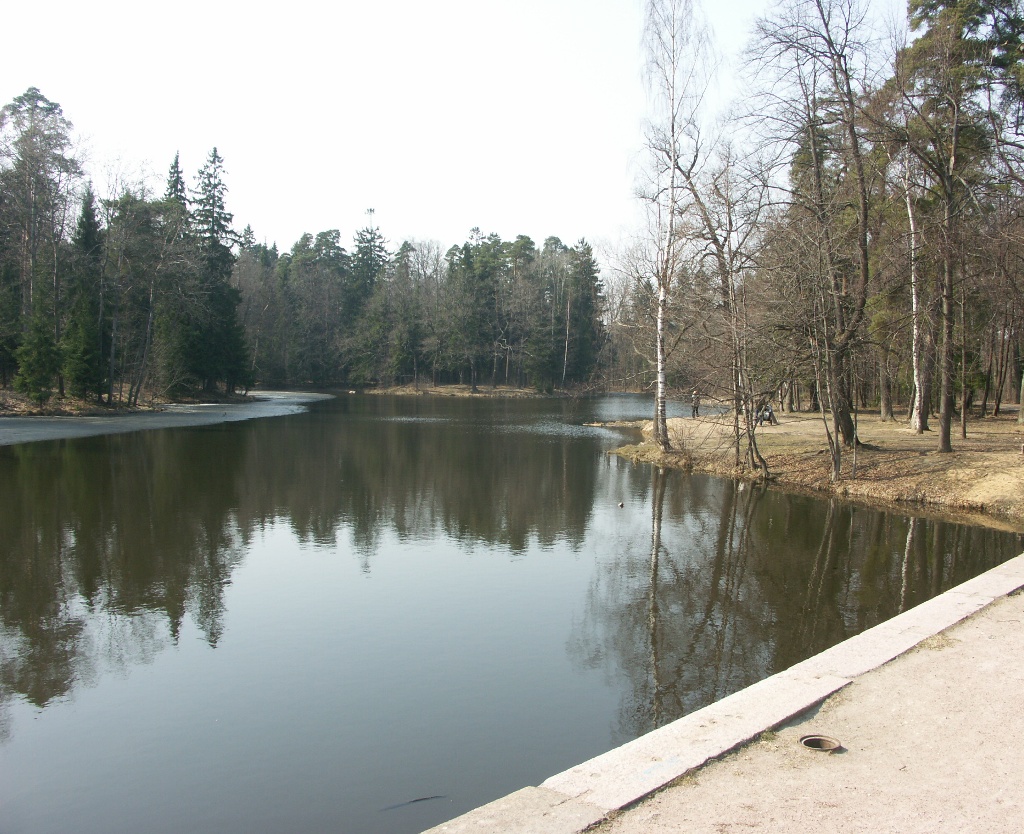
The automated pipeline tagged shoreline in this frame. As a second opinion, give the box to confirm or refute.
[367,383,553,398]
[612,410,1024,532]
[0,391,333,447]
[4,388,1022,532]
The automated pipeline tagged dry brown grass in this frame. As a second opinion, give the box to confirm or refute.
[616,409,1024,531]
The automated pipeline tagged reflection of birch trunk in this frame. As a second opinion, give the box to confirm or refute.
[930,523,945,598]
[673,481,756,709]
[944,524,963,591]
[649,465,666,729]
[800,500,835,646]
[810,302,841,481]
[900,517,916,613]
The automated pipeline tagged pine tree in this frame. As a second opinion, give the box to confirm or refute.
[0,88,81,397]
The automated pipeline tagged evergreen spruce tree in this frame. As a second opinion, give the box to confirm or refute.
[564,240,604,384]
[61,185,105,399]
[148,153,198,394]
[193,147,234,275]
[165,152,188,209]
[349,220,388,317]
[240,224,257,250]
[189,148,248,392]
[14,311,60,404]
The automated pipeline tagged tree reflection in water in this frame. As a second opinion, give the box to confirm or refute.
[0,396,603,717]
[0,395,1020,752]
[570,465,1021,744]
[0,428,252,721]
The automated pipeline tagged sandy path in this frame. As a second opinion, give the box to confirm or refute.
[0,391,333,446]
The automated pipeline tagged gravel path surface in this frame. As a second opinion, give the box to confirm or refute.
[0,392,333,446]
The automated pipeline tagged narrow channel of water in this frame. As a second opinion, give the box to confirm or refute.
[0,394,1019,833]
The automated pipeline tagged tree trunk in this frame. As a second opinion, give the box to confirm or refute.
[52,239,64,399]
[653,284,670,451]
[937,214,955,453]
[562,291,571,389]
[960,282,968,440]
[107,304,119,404]
[879,351,894,421]
[994,318,1010,415]
[828,349,857,445]
[1018,361,1024,424]
[131,283,157,406]
[906,165,929,433]
[980,332,993,417]
[814,347,841,482]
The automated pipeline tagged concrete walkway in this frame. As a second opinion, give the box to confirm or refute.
[425,553,1024,833]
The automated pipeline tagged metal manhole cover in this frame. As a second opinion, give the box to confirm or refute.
[799,734,842,752]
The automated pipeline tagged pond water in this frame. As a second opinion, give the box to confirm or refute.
[0,394,1020,834]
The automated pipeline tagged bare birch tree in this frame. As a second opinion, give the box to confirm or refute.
[639,0,712,451]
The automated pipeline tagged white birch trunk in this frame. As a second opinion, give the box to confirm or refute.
[654,282,670,450]
[904,162,928,433]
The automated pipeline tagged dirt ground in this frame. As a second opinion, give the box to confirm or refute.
[615,409,1024,532]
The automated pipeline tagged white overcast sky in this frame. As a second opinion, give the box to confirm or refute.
[2,0,893,254]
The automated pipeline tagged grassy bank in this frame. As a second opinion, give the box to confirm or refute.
[614,410,1024,532]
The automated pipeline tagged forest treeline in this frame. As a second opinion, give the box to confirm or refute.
[2,0,1024,476]
[0,87,606,403]
[236,226,605,391]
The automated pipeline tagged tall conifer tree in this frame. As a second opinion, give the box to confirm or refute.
[62,185,105,399]
[188,148,248,392]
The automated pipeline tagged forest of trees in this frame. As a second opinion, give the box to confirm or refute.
[0,92,251,405]
[0,88,606,404]
[632,0,1024,475]
[235,227,606,392]
[1,0,1023,476]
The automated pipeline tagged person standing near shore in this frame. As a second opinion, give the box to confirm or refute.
[691,390,700,418]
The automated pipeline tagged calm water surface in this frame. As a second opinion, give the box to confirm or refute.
[1,394,1020,833]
